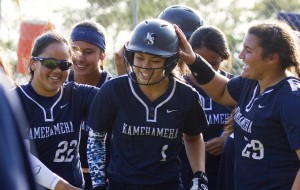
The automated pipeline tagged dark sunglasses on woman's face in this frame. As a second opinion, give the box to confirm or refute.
[31,57,72,71]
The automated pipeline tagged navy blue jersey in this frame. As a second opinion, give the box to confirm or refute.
[186,70,233,140]
[67,70,113,168]
[217,132,235,190]
[227,76,300,189]
[16,82,99,188]
[88,75,208,185]
[181,70,233,190]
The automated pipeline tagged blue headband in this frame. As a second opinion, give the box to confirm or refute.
[71,26,106,51]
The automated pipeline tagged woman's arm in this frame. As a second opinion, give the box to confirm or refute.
[30,152,81,190]
[26,140,81,190]
[87,128,107,189]
[183,133,208,190]
[183,133,205,173]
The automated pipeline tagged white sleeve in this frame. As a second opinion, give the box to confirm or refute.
[24,140,61,190]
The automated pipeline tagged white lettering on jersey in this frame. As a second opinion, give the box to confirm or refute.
[234,107,252,133]
[53,140,78,162]
[241,136,264,160]
[80,120,89,131]
[206,113,231,125]
[122,123,178,139]
[199,95,212,111]
[28,121,74,139]
[160,145,168,161]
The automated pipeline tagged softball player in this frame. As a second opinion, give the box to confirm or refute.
[177,20,300,189]
[69,20,113,189]
[87,19,209,190]
[187,25,234,190]
[15,32,99,189]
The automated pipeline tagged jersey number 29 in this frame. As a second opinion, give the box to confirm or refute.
[241,137,264,160]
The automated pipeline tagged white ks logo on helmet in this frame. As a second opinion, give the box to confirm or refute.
[145,32,156,45]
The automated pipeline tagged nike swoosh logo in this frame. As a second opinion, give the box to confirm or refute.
[166,109,178,113]
[258,104,266,108]
[60,104,68,109]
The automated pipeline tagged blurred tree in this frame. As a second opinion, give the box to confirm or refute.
[59,0,300,75]
[252,0,300,19]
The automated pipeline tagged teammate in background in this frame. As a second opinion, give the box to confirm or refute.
[158,6,234,190]
[87,19,208,190]
[158,4,204,77]
[158,5,203,39]
[186,25,234,190]
[69,20,113,190]
[15,32,99,189]
[176,20,300,189]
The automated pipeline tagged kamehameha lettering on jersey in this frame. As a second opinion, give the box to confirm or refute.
[28,121,74,139]
[80,120,89,131]
[122,123,178,139]
[206,113,231,125]
[234,107,252,133]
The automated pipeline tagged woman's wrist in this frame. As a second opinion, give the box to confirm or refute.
[187,54,216,85]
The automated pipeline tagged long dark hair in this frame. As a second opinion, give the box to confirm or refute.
[189,25,232,72]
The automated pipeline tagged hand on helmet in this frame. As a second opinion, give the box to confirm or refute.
[174,25,196,65]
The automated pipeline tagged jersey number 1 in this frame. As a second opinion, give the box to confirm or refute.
[160,145,168,161]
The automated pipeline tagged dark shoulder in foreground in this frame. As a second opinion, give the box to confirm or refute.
[0,75,39,190]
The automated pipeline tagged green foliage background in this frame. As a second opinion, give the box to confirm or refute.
[57,0,300,75]
[2,0,300,78]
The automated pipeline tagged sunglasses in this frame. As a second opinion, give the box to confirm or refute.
[31,57,72,71]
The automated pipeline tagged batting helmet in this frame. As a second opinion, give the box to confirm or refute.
[124,18,179,82]
[158,5,204,39]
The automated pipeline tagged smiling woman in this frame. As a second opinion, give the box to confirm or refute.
[177,20,300,190]
[86,19,208,190]
[14,31,100,189]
